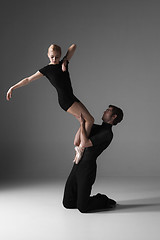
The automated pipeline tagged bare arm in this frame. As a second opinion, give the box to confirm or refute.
[13,71,43,89]
[61,44,77,72]
[64,44,77,62]
[6,71,43,101]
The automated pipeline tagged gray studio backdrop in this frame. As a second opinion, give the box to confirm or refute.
[1,0,160,180]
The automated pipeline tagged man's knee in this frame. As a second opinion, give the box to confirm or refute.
[77,203,88,213]
[78,207,88,213]
[63,199,76,209]
[62,199,68,208]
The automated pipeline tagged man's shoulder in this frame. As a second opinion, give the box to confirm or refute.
[92,123,102,129]
[90,123,113,139]
[92,123,112,132]
[90,123,101,133]
[88,123,113,150]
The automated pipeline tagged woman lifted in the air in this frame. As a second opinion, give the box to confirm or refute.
[6,44,94,164]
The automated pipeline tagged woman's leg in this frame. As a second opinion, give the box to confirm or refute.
[67,101,94,164]
[74,127,81,146]
[67,101,94,141]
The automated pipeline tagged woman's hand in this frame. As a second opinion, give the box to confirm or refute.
[6,87,13,101]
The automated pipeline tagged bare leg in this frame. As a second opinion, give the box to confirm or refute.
[74,127,81,146]
[67,101,94,163]
[67,101,94,141]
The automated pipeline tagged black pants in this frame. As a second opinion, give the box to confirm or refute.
[63,157,111,213]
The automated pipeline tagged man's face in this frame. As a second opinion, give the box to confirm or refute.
[102,107,115,123]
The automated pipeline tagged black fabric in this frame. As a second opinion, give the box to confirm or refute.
[63,122,114,213]
[39,59,80,111]
[84,122,113,161]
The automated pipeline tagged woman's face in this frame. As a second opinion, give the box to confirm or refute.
[48,50,61,64]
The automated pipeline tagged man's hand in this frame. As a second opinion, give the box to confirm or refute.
[74,113,85,125]
[80,113,85,126]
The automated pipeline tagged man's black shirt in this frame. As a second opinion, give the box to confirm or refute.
[83,122,113,161]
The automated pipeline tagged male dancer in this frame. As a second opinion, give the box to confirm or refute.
[63,105,124,213]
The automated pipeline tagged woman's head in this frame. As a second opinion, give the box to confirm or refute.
[48,44,61,64]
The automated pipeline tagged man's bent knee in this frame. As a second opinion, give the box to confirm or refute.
[77,206,88,213]
[77,203,88,213]
[63,199,77,209]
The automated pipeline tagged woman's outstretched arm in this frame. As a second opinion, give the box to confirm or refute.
[6,71,43,101]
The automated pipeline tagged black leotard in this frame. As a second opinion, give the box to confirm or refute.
[39,59,80,111]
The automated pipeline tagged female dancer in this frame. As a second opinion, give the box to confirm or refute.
[6,44,94,164]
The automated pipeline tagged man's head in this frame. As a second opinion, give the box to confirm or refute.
[102,105,124,125]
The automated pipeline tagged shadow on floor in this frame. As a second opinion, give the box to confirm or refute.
[94,197,160,214]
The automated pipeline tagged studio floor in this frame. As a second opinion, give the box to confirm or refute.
[0,177,160,240]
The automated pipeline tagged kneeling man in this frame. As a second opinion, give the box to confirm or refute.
[63,105,124,213]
